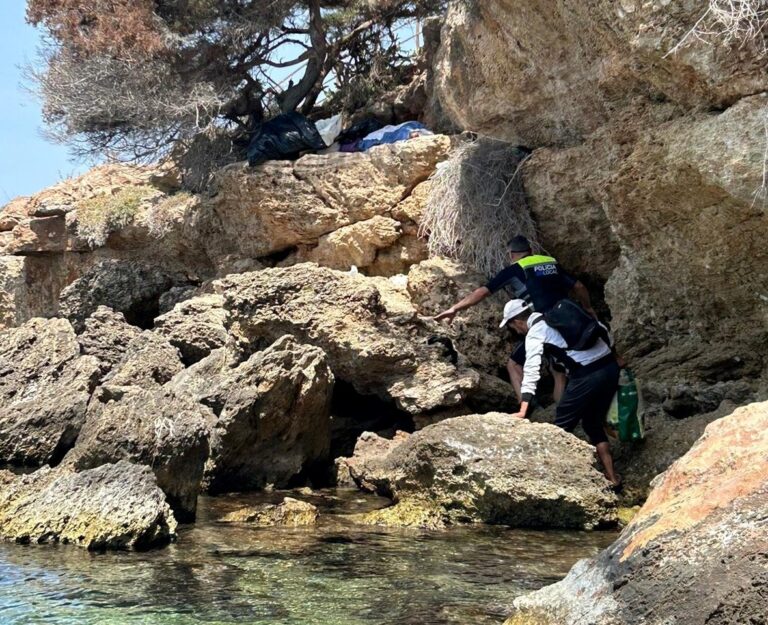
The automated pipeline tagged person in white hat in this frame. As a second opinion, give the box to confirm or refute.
[501,299,622,490]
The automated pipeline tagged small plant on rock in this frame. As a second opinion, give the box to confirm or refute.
[75,186,155,247]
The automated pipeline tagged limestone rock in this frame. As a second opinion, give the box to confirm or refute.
[506,400,768,625]
[158,285,199,314]
[342,430,411,493]
[304,216,403,271]
[77,306,142,376]
[407,258,511,376]
[153,294,228,365]
[351,413,617,529]
[205,135,451,262]
[177,336,334,494]
[221,264,512,416]
[431,1,768,147]
[0,257,29,329]
[0,461,177,550]
[63,386,211,522]
[0,318,100,466]
[104,331,184,389]
[59,260,182,331]
[602,96,768,367]
[220,497,319,526]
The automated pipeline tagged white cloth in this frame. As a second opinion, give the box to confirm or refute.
[520,313,612,399]
[315,114,344,147]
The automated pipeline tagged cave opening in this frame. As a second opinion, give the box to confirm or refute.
[328,380,414,462]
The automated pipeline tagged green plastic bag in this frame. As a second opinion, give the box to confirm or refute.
[605,369,644,442]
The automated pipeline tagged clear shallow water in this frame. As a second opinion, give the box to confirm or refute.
[0,490,615,625]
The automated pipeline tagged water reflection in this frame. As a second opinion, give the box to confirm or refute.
[0,489,615,625]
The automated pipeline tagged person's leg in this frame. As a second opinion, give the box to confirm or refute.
[595,441,619,486]
[508,342,527,405]
[580,363,621,487]
[507,358,523,404]
[554,376,590,433]
[552,369,567,404]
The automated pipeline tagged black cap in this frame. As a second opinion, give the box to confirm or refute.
[507,235,531,253]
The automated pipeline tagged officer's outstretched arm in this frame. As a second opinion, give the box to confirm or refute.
[434,287,491,322]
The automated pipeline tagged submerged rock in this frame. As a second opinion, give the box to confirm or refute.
[63,386,212,522]
[349,413,617,529]
[506,400,768,625]
[0,318,100,466]
[220,497,319,527]
[0,461,177,550]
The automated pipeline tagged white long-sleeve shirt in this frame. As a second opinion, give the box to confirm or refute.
[520,312,613,402]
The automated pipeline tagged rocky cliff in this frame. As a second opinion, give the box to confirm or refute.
[1,1,766,558]
[429,0,768,402]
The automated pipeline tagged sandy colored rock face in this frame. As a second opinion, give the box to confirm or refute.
[407,258,512,376]
[0,139,450,328]
[221,264,512,416]
[0,461,177,550]
[0,318,100,466]
[63,386,212,522]
[349,413,617,530]
[507,400,768,625]
[220,497,319,527]
[431,1,768,147]
[206,136,450,261]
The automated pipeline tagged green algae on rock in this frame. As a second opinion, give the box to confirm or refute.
[345,413,617,530]
[0,461,177,550]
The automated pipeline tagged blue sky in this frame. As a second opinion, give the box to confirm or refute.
[0,2,88,204]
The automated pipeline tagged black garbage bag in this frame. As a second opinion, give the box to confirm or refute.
[247,112,327,167]
[336,118,384,145]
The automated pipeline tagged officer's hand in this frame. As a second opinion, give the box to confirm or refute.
[509,411,526,419]
[433,307,457,323]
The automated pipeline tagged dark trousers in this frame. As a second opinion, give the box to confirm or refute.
[554,359,619,445]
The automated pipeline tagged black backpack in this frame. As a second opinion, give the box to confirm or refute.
[543,299,605,350]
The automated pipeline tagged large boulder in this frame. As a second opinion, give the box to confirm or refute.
[59,259,183,331]
[506,400,768,625]
[171,336,334,494]
[349,413,617,529]
[221,264,513,416]
[0,318,100,466]
[431,1,768,147]
[63,386,212,522]
[0,461,177,550]
[152,294,228,365]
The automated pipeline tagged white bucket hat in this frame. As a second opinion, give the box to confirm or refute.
[499,299,531,328]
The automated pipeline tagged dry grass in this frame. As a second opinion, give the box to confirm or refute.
[420,137,540,275]
[76,186,156,247]
[667,0,768,56]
